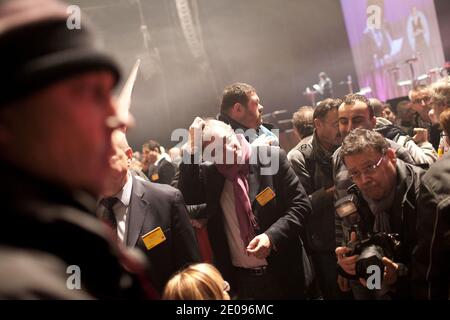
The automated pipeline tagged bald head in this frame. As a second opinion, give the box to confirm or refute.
[102,130,133,197]
[112,130,130,152]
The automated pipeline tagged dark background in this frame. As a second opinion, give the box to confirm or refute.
[74,0,450,150]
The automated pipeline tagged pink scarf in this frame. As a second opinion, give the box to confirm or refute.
[216,134,259,246]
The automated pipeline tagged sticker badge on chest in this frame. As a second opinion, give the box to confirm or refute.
[255,187,276,206]
[141,227,166,250]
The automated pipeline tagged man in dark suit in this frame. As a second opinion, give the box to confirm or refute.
[178,118,312,299]
[142,140,176,185]
[100,131,201,293]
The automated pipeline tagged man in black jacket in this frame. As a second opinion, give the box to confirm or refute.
[178,118,312,299]
[335,129,424,299]
[288,99,343,299]
[142,140,176,185]
[413,153,450,299]
[216,82,278,145]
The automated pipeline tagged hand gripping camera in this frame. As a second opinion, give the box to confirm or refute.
[335,186,400,281]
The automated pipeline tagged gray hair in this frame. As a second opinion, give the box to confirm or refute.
[430,77,450,108]
[202,119,233,143]
[112,130,130,151]
[340,128,389,159]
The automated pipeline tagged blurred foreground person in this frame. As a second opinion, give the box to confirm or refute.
[0,0,153,299]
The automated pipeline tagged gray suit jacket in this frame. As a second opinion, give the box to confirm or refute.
[127,175,201,292]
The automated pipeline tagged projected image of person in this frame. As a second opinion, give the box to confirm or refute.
[341,0,445,101]
[407,6,430,75]
[360,0,403,100]
[364,0,395,69]
[407,6,429,54]
[314,72,334,99]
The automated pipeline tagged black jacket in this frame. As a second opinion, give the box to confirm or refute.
[413,154,450,299]
[147,158,176,185]
[333,138,415,247]
[178,146,313,299]
[288,132,336,253]
[343,160,424,299]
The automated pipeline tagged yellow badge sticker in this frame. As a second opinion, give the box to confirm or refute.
[255,187,276,206]
[142,227,166,250]
[151,173,159,181]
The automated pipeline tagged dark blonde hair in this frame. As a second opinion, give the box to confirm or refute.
[439,108,450,136]
[162,263,229,300]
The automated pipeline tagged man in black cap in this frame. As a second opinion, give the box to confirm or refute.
[0,0,155,299]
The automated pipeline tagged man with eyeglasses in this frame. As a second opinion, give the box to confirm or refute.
[409,85,440,150]
[335,129,424,299]
[331,94,434,296]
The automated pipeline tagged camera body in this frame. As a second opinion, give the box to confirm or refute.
[348,232,399,280]
[335,186,400,280]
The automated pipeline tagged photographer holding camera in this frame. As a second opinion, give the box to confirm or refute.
[335,129,424,299]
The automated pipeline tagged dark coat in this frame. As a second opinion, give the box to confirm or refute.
[126,175,201,292]
[413,153,450,299]
[342,160,424,299]
[147,158,176,185]
[178,146,312,299]
[288,133,336,253]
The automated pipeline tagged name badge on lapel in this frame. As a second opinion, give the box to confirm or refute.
[142,227,166,250]
[255,187,276,206]
[151,173,159,181]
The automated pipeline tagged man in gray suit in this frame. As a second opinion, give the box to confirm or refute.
[99,131,201,292]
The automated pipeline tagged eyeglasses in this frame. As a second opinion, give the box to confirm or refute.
[412,97,431,105]
[348,156,384,181]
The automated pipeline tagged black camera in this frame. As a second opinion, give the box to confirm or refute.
[348,233,399,280]
[335,186,400,280]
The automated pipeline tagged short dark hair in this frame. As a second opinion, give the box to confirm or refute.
[220,83,256,113]
[143,139,161,154]
[292,106,314,138]
[342,93,374,118]
[314,98,342,121]
[340,128,389,160]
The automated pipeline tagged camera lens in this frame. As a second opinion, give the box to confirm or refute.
[356,245,385,280]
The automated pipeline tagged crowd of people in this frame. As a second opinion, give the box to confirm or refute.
[0,0,449,300]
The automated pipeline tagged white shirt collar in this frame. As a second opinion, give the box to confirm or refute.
[154,156,164,166]
[114,171,132,207]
